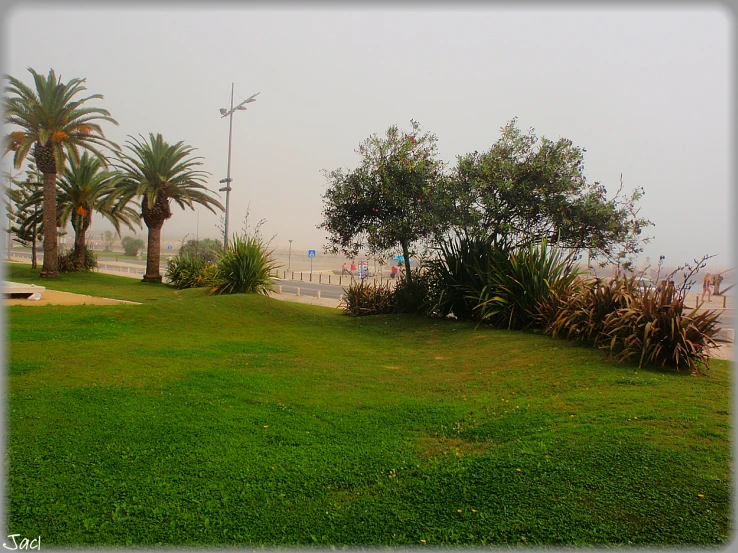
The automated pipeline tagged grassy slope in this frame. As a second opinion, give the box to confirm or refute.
[4,264,733,546]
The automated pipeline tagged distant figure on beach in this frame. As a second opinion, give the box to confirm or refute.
[390,265,398,279]
[342,262,349,275]
[701,273,712,302]
[655,280,666,295]
[350,262,357,276]
[666,280,677,302]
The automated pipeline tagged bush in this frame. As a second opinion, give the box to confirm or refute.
[58,246,98,272]
[195,262,220,288]
[121,236,145,257]
[546,275,723,372]
[602,286,723,373]
[425,234,501,320]
[392,267,439,315]
[210,234,278,295]
[546,276,637,346]
[472,240,581,330]
[166,254,213,289]
[178,238,222,263]
[341,279,397,316]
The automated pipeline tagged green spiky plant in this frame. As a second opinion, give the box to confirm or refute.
[165,254,213,290]
[473,240,581,330]
[210,234,278,295]
[425,234,501,320]
[58,244,98,272]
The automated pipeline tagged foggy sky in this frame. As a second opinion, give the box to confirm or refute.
[1,4,734,268]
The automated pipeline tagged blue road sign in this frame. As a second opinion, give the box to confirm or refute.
[167,245,173,250]
[308,250,316,258]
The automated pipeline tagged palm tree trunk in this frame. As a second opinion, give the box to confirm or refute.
[40,171,59,278]
[74,229,86,268]
[73,215,91,268]
[143,222,163,282]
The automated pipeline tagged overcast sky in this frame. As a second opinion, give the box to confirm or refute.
[1,4,734,268]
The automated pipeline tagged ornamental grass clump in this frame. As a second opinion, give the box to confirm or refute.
[58,245,98,272]
[473,240,581,330]
[341,279,397,316]
[601,286,723,373]
[425,234,501,320]
[210,234,278,295]
[545,276,638,346]
[165,254,212,289]
[546,274,724,372]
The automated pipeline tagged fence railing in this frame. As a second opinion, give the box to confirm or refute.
[98,263,146,275]
[271,270,397,288]
[274,284,344,303]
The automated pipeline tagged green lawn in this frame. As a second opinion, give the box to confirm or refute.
[4,264,733,546]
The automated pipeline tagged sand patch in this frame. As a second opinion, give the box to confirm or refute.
[5,289,140,307]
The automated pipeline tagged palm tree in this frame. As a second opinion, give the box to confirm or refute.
[116,133,224,282]
[19,152,141,269]
[3,68,118,278]
[34,152,140,267]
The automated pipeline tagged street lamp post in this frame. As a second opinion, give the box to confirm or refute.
[288,239,293,270]
[7,175,12,261]
[219,83,259,249]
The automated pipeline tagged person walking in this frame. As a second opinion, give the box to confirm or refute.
[342,262,349,275]
[390,265,398,279]
[701,273,713,303]
[350,261,356,276]
[655,280,666,295]
[665,280,677,303]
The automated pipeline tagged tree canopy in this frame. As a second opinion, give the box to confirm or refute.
[115,133,223,282]
[319,120,446,283]
[3,67,119,277]
[445,118,652,265]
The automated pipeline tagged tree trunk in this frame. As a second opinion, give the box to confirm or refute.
[400,238,413,288]
[141,193,171,283]
[31,215,37,269]
[143,223,163,282]
[40,170,59,278]
[73,214,91,268]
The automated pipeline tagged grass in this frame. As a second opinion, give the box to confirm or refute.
[4,263,733,546]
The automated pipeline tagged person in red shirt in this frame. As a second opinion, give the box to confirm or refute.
[350,262,357,276]
[390,265,398,279]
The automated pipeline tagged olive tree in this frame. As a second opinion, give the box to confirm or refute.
[445,118,652,265]
[319,120,447,286]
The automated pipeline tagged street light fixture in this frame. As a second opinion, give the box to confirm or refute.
[219,84,260,248]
